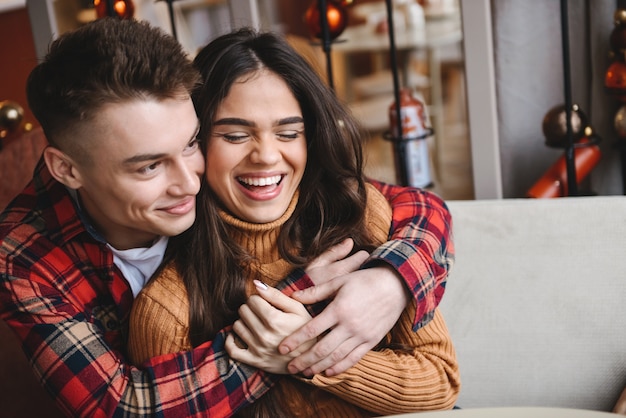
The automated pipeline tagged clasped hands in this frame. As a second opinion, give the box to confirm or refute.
[225,238,410,378]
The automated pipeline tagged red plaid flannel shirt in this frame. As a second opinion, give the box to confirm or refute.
[0,162,453,417]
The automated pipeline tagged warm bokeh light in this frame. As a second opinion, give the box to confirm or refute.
[94,0,135,19]
[305,0,348,40]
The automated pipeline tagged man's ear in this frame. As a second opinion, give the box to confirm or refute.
[43,147,84,189]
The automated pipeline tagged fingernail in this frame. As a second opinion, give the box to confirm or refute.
[254,280,268,291]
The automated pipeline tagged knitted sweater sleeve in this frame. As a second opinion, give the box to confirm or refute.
[307,307,460,414]
[127,266,192,365]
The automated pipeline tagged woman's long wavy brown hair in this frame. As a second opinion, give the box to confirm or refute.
[167,27,377,417]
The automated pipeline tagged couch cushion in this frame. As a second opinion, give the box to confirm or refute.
[441,196,626,411]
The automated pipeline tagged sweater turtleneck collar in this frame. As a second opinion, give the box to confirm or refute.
[217,191,299,273]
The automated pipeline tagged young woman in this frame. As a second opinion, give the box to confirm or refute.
[128,28,460,417]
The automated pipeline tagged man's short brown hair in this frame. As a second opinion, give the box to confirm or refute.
[27,18,200,150]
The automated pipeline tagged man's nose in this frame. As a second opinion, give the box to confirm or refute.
[170,159,201,195]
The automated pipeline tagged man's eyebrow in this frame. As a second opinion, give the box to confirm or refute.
[123,152,166,165]
[190,121,201,139]
[122,121,201,165]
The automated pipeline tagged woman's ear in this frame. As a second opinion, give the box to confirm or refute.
[43,146,84,190]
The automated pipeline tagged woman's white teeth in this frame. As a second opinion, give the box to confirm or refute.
[238,175,282,186]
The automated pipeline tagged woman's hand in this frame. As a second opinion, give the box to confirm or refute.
[226,280,315,374]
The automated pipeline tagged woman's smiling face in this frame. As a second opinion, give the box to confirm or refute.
[205,69,307,223]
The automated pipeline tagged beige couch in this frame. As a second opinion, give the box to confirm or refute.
[440,196,626,411]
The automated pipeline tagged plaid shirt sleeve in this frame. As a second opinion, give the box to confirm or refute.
[364,180,455,331]
[0,238,312,418]
[279,181,454,331]
[1,260,263,417]
[2,270,315,418]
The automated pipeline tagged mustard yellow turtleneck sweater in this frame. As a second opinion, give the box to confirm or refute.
[127,184,460,416]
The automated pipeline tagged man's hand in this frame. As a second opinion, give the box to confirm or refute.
[279,240,410,377]
[304,238,369,283]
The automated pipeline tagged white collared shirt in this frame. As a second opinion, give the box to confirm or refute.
[107,236,169,297]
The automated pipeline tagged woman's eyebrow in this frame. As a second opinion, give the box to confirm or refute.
[213,116,304,127]
[213,117,254,127]
[276,116,304,126]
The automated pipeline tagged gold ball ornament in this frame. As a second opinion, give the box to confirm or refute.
[615,8,626,26]
[0,100,24,137]
[614,105,626,139]
[542,104,589,148]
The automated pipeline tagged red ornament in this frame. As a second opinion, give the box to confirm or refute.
[94,0,135,19]
[527,137,601,198]
[305,0,348,40]
[605,60,626,101]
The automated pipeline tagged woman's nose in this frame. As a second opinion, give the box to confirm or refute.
[249,138,281,165]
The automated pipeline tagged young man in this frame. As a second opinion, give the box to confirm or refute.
[0,18,454,417]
